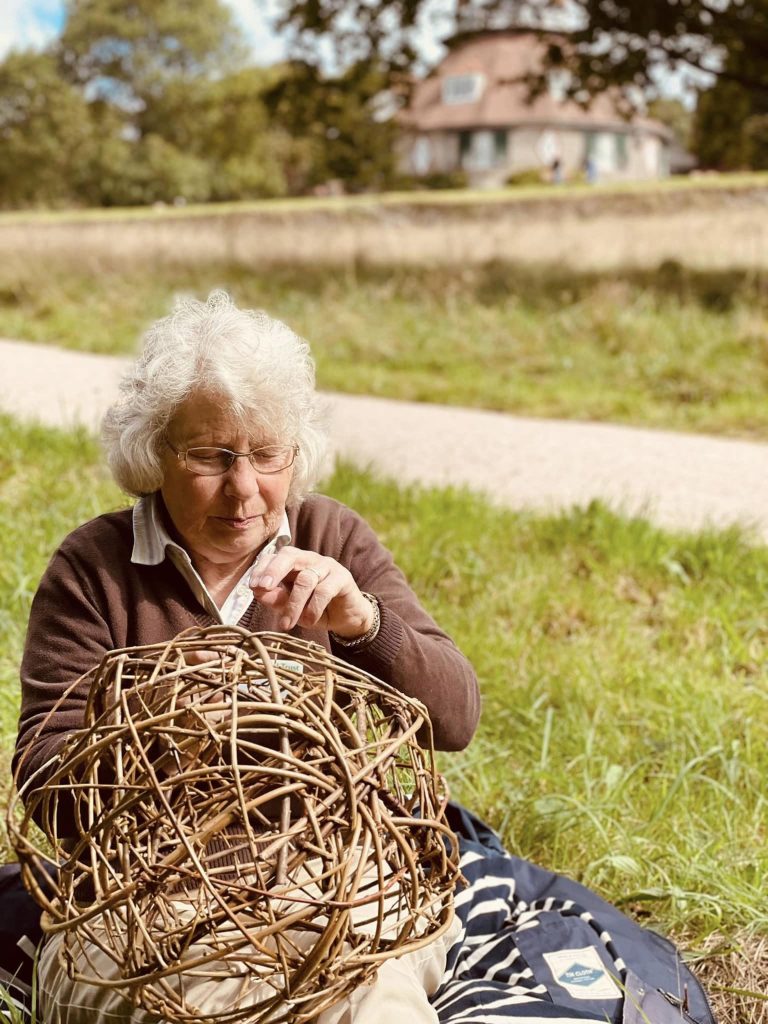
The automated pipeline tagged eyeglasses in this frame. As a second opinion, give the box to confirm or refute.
[166,441,299,476]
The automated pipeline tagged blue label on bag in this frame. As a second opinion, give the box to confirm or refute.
[559,963,605,987]
[542,947,621,1000]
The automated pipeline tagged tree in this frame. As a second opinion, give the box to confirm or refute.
[692,73,768,171]
[0,0,404,208]
[744,115,768,170]
[142,67,291,199]
[274,0,768,100]
[647,99,693,152]
[693,80,751,171]
[263,62,400,192]
[59,0,248,128]
[0,52,99,206]
[28,0,293,206]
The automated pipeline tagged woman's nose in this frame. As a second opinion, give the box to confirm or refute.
[222,455,261,497]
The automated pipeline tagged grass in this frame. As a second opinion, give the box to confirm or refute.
[0,420,121,793]
[1,258,768,438]
[0,171,766,224]
[0,414,766,1021]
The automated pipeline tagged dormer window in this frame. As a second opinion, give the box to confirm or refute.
[442,73,485,105]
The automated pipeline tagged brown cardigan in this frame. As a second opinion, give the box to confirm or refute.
[15,493,481,800]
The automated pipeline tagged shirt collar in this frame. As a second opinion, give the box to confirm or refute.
[131,493,291,566]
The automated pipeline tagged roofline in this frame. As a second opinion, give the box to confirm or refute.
[400,118,673,140]
[443,26,564,50]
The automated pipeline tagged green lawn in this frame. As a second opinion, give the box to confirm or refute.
[2,259,768,439]
[0,171,766,223]
[1,414,766,1021]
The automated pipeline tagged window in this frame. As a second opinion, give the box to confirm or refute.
[442,73,485,106]
[458,131,506,171]
[473,131,495,170]
[412,137,432,176]
[585,132,617,173]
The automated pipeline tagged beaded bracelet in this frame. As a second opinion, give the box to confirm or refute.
[330,593,381,649]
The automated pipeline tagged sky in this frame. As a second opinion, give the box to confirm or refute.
[0,0,292,65]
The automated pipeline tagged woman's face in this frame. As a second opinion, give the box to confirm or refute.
[160,392,294,572]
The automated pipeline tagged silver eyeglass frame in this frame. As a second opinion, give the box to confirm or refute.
[165,440,299,476]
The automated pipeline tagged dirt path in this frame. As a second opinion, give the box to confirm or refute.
[4,336,768,542]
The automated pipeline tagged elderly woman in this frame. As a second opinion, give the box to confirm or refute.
[14,290,480,1023]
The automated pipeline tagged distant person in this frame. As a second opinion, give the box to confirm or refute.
[550,156,563,184]
[584,154,598,184]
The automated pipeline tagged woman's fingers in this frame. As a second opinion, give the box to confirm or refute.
[252,553,328,628]
[294,570,337,628]
[182,649,219,668]
[251,549,330,592]
[279,565,339,630]
[251,547,366,633]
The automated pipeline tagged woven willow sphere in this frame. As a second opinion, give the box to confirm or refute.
[12,626,459,1024]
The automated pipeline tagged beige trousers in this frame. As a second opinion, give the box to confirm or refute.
[38,913,460,1024]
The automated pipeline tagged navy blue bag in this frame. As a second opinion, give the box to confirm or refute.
[0,862,45,1018]
[435,803,716,1024]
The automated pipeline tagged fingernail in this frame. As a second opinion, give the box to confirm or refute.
[280,615,291,629]
[256,575,273,589]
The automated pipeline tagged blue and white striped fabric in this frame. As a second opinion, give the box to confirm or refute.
[431,806,715,1024]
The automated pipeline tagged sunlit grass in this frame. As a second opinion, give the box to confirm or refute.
[2,259,768,439]
[0,171,766,223]
[332,464,768,933]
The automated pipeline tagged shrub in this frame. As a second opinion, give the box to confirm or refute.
[420,170,469,190]
[505,167,545,187]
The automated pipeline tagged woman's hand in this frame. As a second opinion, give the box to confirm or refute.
[250,547,375,639]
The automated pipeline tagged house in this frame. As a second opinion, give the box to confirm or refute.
[398,30,673,187]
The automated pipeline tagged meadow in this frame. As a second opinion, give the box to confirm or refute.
[0,415,766,1022]
[2,257,768,439]
[1,174,768,273]
[2,171,767,223]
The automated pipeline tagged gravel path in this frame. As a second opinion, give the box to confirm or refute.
[4,336,768,543]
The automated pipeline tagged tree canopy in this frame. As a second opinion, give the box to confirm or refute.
[59,0,248,111]
[0,52,97,207]
[275,0,768,98]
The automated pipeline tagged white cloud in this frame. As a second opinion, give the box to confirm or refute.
[0,0,64,59]
[225,0,287,65]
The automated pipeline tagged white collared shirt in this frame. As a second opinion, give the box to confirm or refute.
[131,493,291,624]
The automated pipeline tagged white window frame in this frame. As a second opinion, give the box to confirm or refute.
[442,73,485,106]
[411,136,433,176]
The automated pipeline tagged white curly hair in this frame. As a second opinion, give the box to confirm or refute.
[101,290,328,504]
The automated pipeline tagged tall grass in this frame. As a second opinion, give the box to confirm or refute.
[2,179,768,271]
[2,258,768,439]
